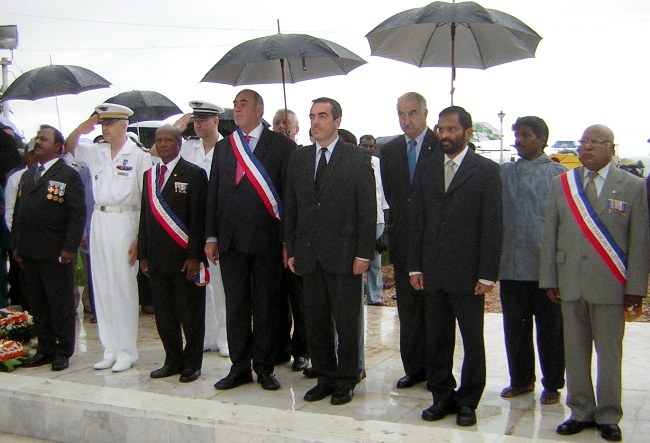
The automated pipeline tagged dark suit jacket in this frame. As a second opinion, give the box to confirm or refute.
[138,157,208,273]
[205,127,295,254]
[12,159,85,259]
[380,129,439,269]
[284,140,376,275]
[407,148,503,295]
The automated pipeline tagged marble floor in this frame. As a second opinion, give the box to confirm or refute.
[1,306,649,442]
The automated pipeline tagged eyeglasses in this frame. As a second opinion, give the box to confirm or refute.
[577,139,613,148]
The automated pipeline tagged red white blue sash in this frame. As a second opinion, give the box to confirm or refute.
[146,165,210,285]
[230,129,281,220]
[560,168,627,285]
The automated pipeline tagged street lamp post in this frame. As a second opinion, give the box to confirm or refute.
[0,25,19,119]
[498,110,506,164]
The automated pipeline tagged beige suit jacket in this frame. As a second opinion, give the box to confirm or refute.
[539,165,649,303]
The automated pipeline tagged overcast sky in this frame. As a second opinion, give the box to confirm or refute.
[2,0,649,159]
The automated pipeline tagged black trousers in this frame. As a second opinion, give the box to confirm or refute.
[393,262,426,378]
[276,268,308,360]
[23,257,76,357]
[499,280,565,391]
[425,288,485,408]
[149,269,206,371]
[219,247,282,376]
[303,263,363,390]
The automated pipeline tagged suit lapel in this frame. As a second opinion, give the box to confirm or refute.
[318,140,345,194]
[253,128,270,161]
[162,158,185,197]
[31,160,63,192]
[596,165,624,216]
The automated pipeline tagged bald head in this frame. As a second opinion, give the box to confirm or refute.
[578,124,615,172]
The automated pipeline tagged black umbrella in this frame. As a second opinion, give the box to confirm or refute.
[366,1,541,104]
[201,25,366,113]
[105,90,182,124]
[0,64,111,130]
[1,64,111,101]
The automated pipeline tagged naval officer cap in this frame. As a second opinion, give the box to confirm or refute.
[189,100,224,118]
[95,103,134,122]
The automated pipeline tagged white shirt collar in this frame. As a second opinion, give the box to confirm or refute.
[316,136,339,153]
[584,162,611,181]
[160,153,181,172]
[444,146,470,167]
[245,123,264,140]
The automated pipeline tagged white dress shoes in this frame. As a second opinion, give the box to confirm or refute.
[94,359,116,370]
[111,361,133,372]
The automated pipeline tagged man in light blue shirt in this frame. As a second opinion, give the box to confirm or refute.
[498,116,567,405]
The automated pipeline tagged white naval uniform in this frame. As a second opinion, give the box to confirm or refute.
[180,136,228,353]
[75,138,152,364]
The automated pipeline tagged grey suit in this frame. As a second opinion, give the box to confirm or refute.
[539,165,649,424]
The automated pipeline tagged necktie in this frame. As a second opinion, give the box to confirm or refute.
[235,135,252,184]
[407,139,417,181]
[314,147,328,190]
[34,164,45,183]
[585,171,598,203]
[158,164,167,189]
[445,159,456,191]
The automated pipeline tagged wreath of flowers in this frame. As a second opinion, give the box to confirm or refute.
[0,339,26,372]
[0,309,34,343]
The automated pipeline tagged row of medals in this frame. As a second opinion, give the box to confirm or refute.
[47,185,65,203]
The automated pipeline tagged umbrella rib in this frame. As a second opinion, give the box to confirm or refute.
[419,23,445,68]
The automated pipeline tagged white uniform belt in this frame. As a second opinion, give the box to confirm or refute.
[95,204,139,213]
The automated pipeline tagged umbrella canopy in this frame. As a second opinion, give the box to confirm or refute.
[366,1,541,104]
[0,64,111,101]
[105,90,182,123]
[471,121,502,142]
[202,33,366,85]
[202,32,366,112]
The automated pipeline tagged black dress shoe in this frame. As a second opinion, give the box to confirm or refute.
[150,365,181,379]
[257,373,281,390]
[456,406,477,426]
[304,384,334,402]
[303,366,318,379]
[556,419,597,435]
[214,371,254,390]
[22,353,54,368]
[597,424,622,442]
[179,369,201,383]
[291,356,308,372]
[422,400,453,421]
[51,356,69,371]
[331,388,353,405]
[396,374,426,389]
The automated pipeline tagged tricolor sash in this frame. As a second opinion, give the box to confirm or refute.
[560,168,627,285]
[230,129,282,220]
[146,165,210,286]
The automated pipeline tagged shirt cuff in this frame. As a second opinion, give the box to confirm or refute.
[355,257,369,262]
[409,272,423,276]
[479,279,494,286]
[206,237,217,243]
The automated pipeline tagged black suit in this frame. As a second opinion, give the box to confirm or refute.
[138,157,208,371]
[379,129,438,378]
[205,127,295,376]
[408,148,502,408]
[12,160,85,358]
[284,140,376,390]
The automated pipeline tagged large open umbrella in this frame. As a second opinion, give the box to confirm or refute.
[105,90,182,123]
[366,1,541,104]
[0,64,111,129]
[201,25,366,113]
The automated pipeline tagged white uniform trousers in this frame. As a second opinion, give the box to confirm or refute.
[91,210,140,363]
[203,260,228,352]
